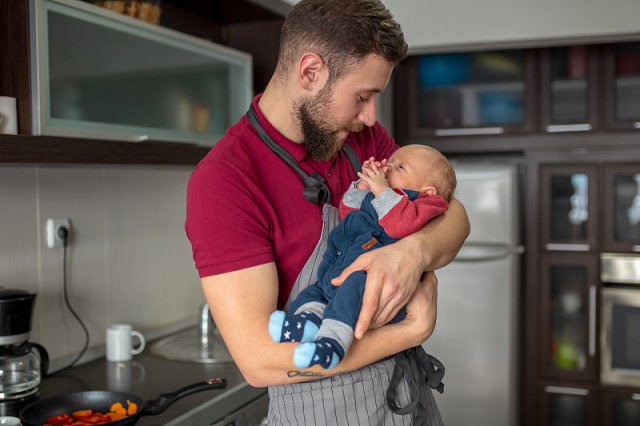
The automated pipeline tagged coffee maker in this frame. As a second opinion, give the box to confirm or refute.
[0,289,48,403]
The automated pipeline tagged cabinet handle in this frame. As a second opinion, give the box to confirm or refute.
[546,124,592,133]
[589,285,596,357]
[544,243,590,251]
[435,127,504,136]
[544,386,589,396]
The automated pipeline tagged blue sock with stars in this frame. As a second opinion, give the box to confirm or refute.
[293,337,344,370]
[268,310,321,343]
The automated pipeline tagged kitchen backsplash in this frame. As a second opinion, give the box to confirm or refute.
[0,164,204,364]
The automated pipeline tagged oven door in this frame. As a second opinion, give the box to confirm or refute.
[600,286,640,386]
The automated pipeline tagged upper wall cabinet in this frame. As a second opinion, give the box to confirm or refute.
[393,49,536,140]
[604,42,640,131]
[394,42,640,147]
[30,0,252,146]
[539,46,599,133]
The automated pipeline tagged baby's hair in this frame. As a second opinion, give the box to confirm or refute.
[408,145,457,202]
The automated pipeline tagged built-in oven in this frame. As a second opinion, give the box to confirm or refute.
[600,253,640,387]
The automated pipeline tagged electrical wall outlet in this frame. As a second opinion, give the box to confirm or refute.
[46,218,71,248]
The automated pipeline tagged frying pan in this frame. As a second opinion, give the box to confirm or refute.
[19,377,226,426]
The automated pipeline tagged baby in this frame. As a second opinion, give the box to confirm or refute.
[269,144,457,369]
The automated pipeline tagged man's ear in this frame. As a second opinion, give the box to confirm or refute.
[422,185,438,196]
[297,53,328,91]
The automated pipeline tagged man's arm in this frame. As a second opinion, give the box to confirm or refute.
[332,196,469,338]
[201,262,437,387]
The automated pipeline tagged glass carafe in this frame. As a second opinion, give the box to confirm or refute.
[0,342,48,400]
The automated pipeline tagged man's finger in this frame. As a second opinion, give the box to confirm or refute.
[331,257,366,286]
[355,282,381,339]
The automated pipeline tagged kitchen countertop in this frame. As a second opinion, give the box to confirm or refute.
[27,348,266,425]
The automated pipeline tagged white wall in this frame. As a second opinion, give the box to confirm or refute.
[0,164,204,367]
[280,0,640,53]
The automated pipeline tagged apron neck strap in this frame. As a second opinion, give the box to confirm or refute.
[247,104,361,205]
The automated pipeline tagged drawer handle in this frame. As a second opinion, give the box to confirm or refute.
[544,386,589,396]
[435,127,504,136]
[545,243,590,251]
[546,124,592,133]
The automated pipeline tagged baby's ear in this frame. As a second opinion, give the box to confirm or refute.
[422,185,437,196]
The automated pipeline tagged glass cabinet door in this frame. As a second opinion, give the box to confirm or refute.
[540,255,598,381]
[396,49,534,138]
[601,388,640,426]
[603,165,640,252]
[31,0,252,146]
[540,46,597,133]
[539,384,597,426]
[605,42,640,130]
[540,165,598,252]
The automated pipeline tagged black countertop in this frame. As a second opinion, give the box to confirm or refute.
[17,350,266,425]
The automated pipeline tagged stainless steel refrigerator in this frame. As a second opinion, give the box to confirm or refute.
[424,163,523,426]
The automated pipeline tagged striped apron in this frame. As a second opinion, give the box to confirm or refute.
[267,204,445,425]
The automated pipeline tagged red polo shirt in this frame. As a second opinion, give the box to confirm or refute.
[185,96,398,309]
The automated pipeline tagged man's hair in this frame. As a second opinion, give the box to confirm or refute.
[275,0,408,84]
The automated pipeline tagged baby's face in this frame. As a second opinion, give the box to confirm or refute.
[385,146,436,193]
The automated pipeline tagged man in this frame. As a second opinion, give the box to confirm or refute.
[185,0,469,424]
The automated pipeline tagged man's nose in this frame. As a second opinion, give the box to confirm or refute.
[357,99,376,127]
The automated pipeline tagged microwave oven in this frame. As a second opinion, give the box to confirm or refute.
[600,253,640,387]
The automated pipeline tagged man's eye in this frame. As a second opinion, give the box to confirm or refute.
[357,95,368,103]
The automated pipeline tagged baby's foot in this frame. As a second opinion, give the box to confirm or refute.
[293,337,343,370]
[268,310,321,343]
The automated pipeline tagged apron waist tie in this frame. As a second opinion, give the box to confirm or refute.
[386,346,445,420]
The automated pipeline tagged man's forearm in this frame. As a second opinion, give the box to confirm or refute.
[407,196,469,271]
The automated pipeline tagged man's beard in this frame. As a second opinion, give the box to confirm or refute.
[296,90,363,162]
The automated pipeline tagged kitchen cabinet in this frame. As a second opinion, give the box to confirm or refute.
[0,0,284,164]
[539,254,599,382]
[539,46,599,133]
[524,149,640,426]
[394,41,640,154]
[539,165,598,252]
[603,165,640,252]
[539,163,640,254]
[604,42,640,131]
[538,382,598,426]
[393,49,536,140]
[31,0,252,146]
[601,387,640,426]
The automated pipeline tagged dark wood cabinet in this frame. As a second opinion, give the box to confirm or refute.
[393,49,536,141]
[539,254,599,382]
[538,382,599,426]
[604,42,640,131]
[539,46,600,133]
[394,41,640,154]
[603,165,640,252]
[601,387,640,426]
[524,149,640,426]
[540,165,599,252]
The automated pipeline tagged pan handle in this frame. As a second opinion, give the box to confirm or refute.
[141,377,227,416]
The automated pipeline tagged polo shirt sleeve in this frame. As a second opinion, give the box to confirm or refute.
[185,155,274,279]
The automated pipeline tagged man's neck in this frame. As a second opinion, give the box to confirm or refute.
[257,83,304,144]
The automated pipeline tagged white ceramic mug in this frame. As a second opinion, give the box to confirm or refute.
[0,96,17,135]
[0,416,22,425]
[106,324,145,362]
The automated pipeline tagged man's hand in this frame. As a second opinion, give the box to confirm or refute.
[331,236,424,339]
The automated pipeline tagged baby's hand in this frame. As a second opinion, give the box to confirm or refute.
[358,159,389,197]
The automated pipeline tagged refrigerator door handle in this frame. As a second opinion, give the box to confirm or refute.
[453,243,525,262]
